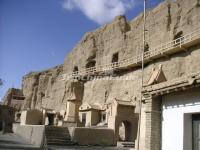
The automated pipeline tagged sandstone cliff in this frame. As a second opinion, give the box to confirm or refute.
[17,0,200,112]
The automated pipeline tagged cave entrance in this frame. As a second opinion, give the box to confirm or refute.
[73,66,78,72]
[86,60,96,68]
[174,31,184,45]
[144,43,149,52]
[112,52,119,63]
[73,66,79,77]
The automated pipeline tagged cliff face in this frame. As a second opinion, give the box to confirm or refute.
[22,65,65,110]
[63,0,200,72]
[20,0,200,112]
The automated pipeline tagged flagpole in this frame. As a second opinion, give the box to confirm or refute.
[136,0,146,149]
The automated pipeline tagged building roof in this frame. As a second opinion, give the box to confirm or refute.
[146,64,167,86]
[114,98,135,107]
[106,98,136,107]
[79,102,105,111]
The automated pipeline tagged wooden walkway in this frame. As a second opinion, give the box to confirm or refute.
[60,28,200,80]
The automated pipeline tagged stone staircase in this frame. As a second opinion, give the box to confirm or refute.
[45,126,76,146]
[121,142,135,148]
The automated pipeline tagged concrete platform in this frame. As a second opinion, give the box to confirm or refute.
[0,132,134,150]
[0,133,40,150]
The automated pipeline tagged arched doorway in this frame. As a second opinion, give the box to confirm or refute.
[118,121,132,141]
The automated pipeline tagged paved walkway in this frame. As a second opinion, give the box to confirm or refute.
[0,133,135,150]
[49,145,134,150]
[0,133,40,150]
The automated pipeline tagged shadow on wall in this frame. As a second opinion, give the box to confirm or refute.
[20,110,43,125]
[0,105,14,133]
[73,127,116,146]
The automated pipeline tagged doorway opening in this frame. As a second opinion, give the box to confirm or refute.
[112,52,119,63]
[47,113,55,126]
[86,60,96,68]
[118,121,132,141]
[73,66,78,73]
[82,113,86,126]
[174,31,184,46]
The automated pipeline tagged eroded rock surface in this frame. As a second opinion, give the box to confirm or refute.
[4,0,200,113]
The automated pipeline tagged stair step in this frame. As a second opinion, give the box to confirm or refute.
[46,136,70,139]
[45,127,69,130]
[46,135,70,139]
[46,130,70,132]
[45,126,76,146]
[45,129,70,132]
[46,138,71,142]
[123,145,135,147]
[47,139,71,142]
[45,130,69,133]
[47,142,76,146]
[121,142,135,148]
[45,132,70,135]
[47,140,76,145]
[45,133,70,136]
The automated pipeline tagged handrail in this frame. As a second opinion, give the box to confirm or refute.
[60,28,200,80]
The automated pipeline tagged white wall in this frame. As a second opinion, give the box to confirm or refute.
[15,125,45,147]
[162,88,200,150]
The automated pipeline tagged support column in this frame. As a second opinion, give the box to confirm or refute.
[64,101,76,122]
[137,102,146,150]
[145,95,161,150]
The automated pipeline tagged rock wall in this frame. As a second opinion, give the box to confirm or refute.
[20,0,200,112]
[22,65,65,110]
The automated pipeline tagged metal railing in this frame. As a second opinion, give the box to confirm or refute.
[60,28,200,80]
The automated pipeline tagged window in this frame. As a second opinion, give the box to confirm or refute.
[112,52,119,63]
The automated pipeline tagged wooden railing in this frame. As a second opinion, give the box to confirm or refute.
[60,28,200,80]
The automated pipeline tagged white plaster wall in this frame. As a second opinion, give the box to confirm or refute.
[15,125,45,147]
[162,88,200,150]
[138,105,146,150]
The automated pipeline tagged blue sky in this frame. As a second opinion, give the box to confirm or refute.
[0,0,162,100]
